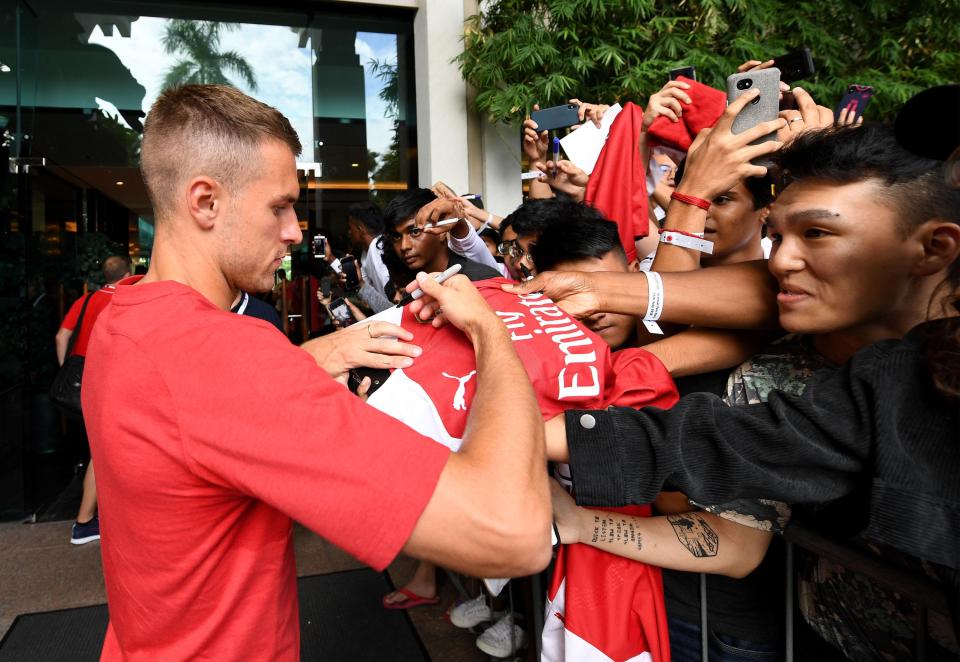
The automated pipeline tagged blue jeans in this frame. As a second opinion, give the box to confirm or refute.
[668,616,781,662]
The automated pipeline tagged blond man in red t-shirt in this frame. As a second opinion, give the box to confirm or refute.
[82,85,552,661]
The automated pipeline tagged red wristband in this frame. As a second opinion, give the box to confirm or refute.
[660,228,705,239]
[670,191,711,210]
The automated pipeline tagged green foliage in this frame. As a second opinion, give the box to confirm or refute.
[457,0,960,123]
[161,21,258,91]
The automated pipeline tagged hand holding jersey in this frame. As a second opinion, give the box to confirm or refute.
[301,320,421,383]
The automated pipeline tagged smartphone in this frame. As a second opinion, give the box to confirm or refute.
[773,47,815,84]
[320,276,332,298]
[329,297,357,327]
[726,68,782,162]
[530,103,581,132]
[311,234,326,259]
[340,255,360,290]
[835,84,874,122]
[669,66,696,82]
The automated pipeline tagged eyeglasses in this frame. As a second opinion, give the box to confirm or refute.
[386,225,426,243]
[497,241,526,260]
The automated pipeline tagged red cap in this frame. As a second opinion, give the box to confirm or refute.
[646,76,727,152]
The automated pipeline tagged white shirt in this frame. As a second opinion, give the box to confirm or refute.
[361,236,391,296]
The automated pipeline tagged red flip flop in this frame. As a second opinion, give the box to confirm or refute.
[382,587,440,610]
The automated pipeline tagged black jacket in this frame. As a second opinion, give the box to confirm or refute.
[564,320,960,573]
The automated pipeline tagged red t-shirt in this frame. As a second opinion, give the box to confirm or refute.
[82,276,450,662]
[60,285,118,357]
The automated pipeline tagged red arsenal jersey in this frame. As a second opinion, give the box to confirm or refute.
[365,279,678,662]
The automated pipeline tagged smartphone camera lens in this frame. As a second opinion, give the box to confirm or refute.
[736,78,753,91]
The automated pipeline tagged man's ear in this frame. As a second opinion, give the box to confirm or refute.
[185,176,224,231]
[627,257,642,273]
[758,206,771,223]
[913,221,960,277]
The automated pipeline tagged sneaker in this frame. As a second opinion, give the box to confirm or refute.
[476,613,526,658]
[71,516,100,545]
[450,594,493,628]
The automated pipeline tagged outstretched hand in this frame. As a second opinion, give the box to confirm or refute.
[533,159,589,200]
[643,80,692,130]
[502,271,602,320]
[777,87,837,143]
[523,104,549,163]
[301,321,422,383]
[677,89,787,200]
[406,272,498,337]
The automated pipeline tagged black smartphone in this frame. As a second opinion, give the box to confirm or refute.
[773,47,815,84]
[320,276,332,298]
[669,66,696,82]
[835,84,874,122]
[340,255,360,290]
[530,103,581,132]
[329,297,357,327]
[311,234,326,259]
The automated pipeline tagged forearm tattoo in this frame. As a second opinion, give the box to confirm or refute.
[667,514,719,558]
[591,515,643,552]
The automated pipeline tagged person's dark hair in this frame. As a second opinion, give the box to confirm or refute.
[674,158,774,209]
[348,202,384,236]
[776,123,960,401]
[531,216,625,272]
[478,225,500,245]
[102,255,131,283]
[382,188,438,229]
[380,188,438,289]
[500,197,577,238]
[772,123,960,233]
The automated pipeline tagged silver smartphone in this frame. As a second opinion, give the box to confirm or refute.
[726,67,781,163]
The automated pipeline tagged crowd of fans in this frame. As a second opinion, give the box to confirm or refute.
[61,51,959,662]
[286,68,960,660]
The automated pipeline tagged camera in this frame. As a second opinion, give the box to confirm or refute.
[736,78,753,91]
[311,234,326,259]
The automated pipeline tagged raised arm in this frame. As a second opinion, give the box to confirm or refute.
[652,90,785,273]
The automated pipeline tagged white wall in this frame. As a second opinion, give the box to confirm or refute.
[343,0,523,215]
[413,0,470,193]
[482,121,523,217]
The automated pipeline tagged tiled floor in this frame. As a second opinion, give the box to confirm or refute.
[0,520,492,661]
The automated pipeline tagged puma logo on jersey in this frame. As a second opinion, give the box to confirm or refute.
[441,370,476,411]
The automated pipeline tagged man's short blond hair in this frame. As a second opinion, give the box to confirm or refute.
[140,84,302,221]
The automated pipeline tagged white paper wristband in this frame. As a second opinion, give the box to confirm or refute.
[642,270,664,335]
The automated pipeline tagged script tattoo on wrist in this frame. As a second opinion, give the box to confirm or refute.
[667,513,719,558]
[591,515,642,551]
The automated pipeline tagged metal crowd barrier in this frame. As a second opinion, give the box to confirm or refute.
[693,521,954,661]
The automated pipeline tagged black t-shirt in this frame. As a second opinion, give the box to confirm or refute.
[447,251,502,282]
[663,368,785,644]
